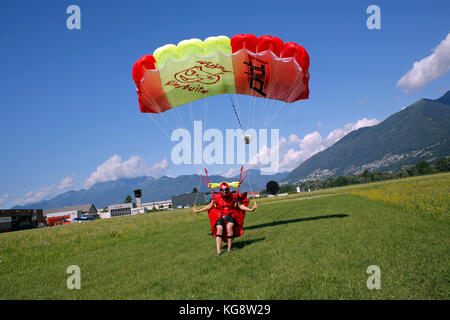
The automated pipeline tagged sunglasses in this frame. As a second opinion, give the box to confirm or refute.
[220,189,230,193]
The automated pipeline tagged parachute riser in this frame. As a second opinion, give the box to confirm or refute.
[237,165,248,194]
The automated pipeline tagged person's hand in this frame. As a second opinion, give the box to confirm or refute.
[192,206,199,213]
[251,201,257,212]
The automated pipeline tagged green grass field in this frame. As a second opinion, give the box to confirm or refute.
[1,173,449,299]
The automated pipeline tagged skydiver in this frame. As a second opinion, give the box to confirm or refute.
[192,182,257,256]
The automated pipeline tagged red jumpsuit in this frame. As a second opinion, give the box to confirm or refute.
[208,191,250,241]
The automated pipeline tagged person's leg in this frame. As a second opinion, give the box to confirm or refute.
[215,225,224,255]
[226,222,234,252]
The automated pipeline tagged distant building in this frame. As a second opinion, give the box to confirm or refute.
[99,202,153,219]
[247,191,260,198]
[46,209,81,226]
[103,203,134,219]
[131,207,148,215]
[0,209,45,233]
[142,200,172,211]
[44,204,98,219]
[171,192,208,208]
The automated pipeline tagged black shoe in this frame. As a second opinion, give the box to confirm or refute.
[217,252,221,256]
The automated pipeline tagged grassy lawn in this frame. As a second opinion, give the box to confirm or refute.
[0,174,448,299]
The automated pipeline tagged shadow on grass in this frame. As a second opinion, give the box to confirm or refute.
[232,237,266,250]
[245,214,349,231]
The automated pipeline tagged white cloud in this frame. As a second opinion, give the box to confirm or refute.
[220,167,242,178]
[324,118,380,147]
[245,117,379,174]
[324,126,350,147]
[58,174,75,190]
[279,148,305,172]
[353,117,380,130]
[147,158,169,177]
[84,155,169,188]
[287,134,302,145]
[0,194,13,206]
[15,186,57,206]
[397,33,450,93]
[13,175,76,206]
[300,131,323,151]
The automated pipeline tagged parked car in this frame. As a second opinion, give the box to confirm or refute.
[72,216,96,223]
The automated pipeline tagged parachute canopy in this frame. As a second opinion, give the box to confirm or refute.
[132,34,310,113]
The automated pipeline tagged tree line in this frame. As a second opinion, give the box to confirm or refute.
[264,157,450,194]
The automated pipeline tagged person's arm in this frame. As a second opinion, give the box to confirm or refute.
[238,200,257,212]
[192,201,214,213]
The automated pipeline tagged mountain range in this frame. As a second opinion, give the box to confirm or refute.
[283,91,450,184]
[12,91,450,209]
[12,170,287,210]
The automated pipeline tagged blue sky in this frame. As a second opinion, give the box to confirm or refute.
[1,0,449,208]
